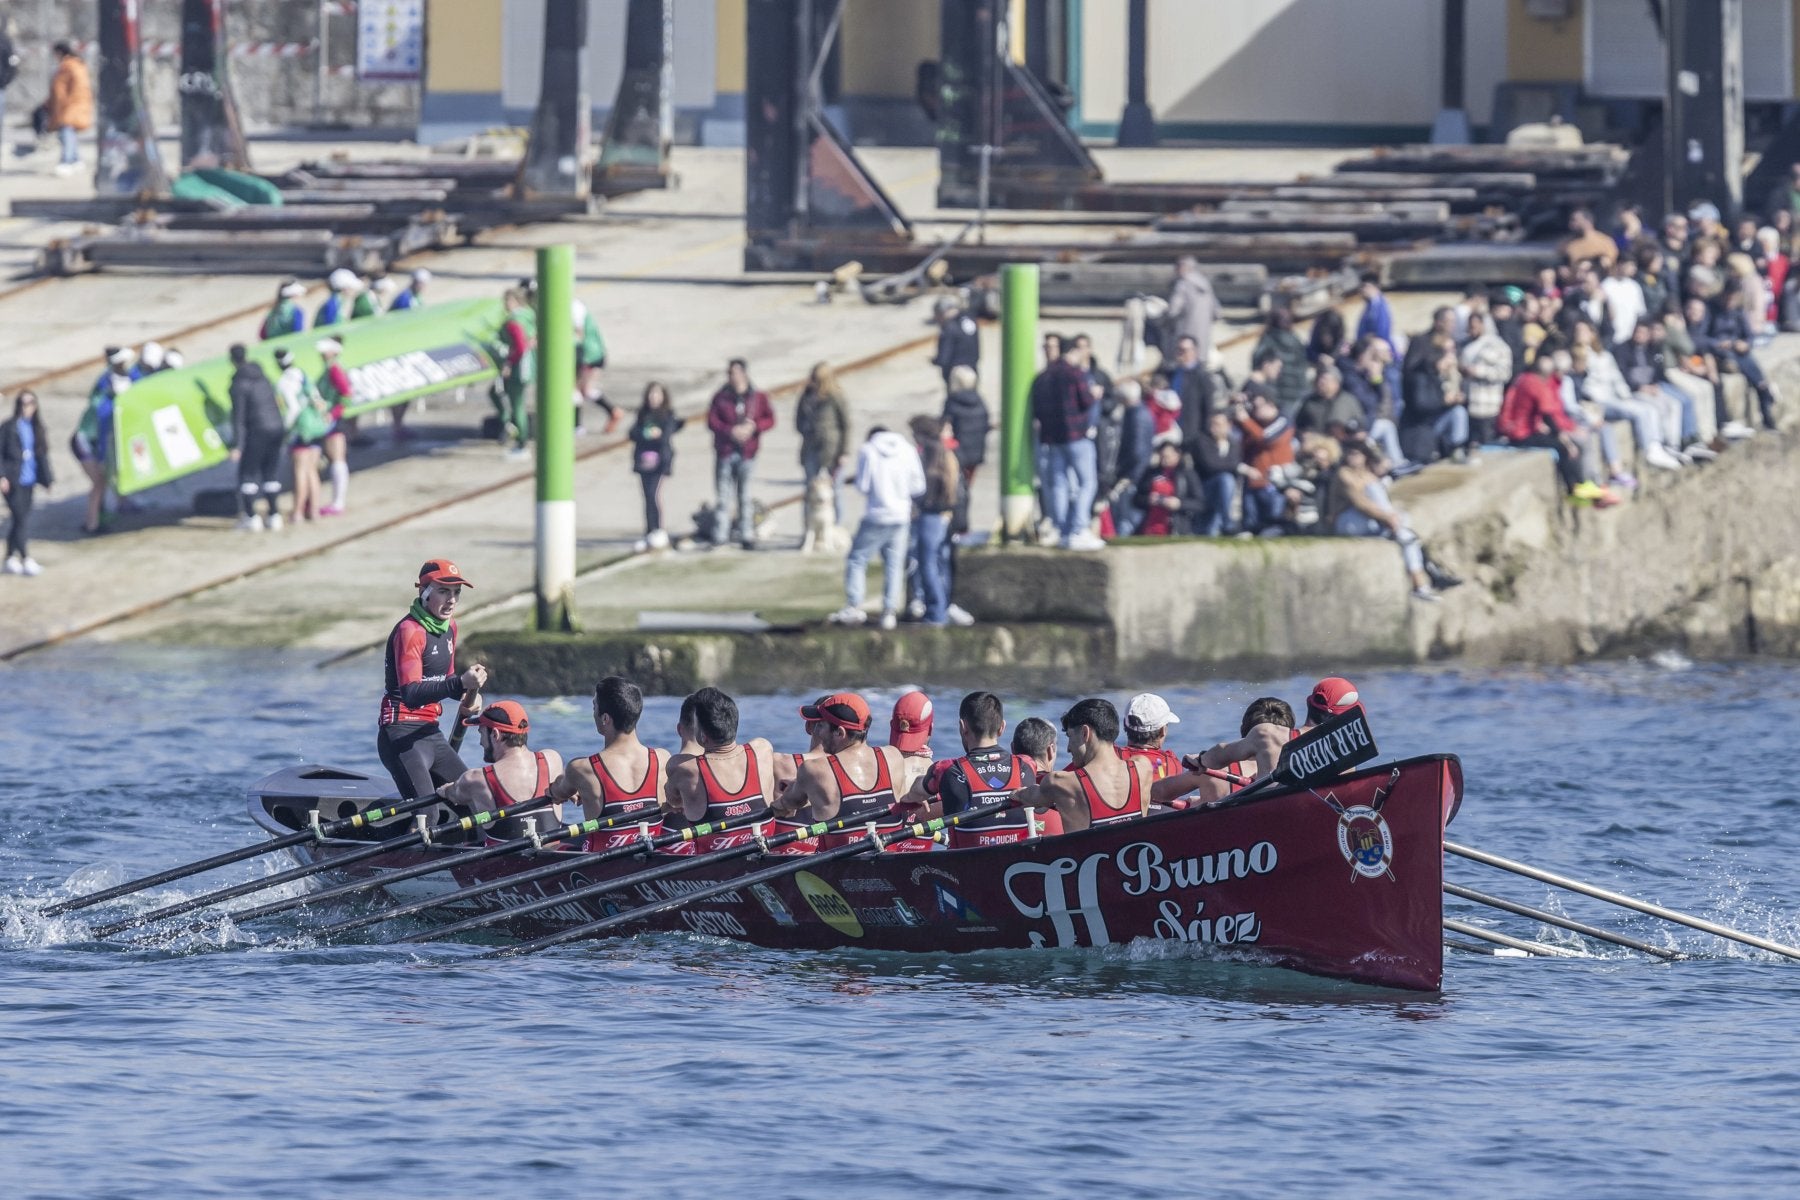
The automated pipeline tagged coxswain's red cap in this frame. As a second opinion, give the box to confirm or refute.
[1308,677,1360,719]
[889,691,934,753]
[799,692,871,732]
[464,700,528,735]
[418,558,473,589]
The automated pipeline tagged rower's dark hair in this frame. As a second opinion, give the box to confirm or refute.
[499,731,529,749]
[687,687,739,744]
[1012,717,1056,762]
[960,691,1004,739]
[1241,697,1296,736]
[594,675,642,734]
[1061,698,1119,744]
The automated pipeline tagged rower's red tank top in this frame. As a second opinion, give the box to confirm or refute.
[673,747,770,855]
[815,749,906,851]
[1074,762,1143,828]
[1119,744,1182,781]
[481,752,550,809]
[583,751,664,852]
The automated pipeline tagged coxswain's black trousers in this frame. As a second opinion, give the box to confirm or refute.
[377,722,467,799]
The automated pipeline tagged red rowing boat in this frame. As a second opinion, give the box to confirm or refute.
[249,750,1463,991]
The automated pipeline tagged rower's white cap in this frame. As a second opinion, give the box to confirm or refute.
[279,280,306,299]
[327,268,359,292]
[139,341,164,369]
[1125,693,1180,732]
[315,337,343,355]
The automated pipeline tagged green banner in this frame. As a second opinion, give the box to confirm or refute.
[112,297,507,495]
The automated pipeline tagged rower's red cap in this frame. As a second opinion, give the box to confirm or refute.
[799,692,871,732]
[464,700,528,735]
[1308,677,1360,719]
[419,558,473,589]
[889,691,934,753]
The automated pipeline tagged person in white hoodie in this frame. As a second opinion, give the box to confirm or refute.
[832,426,924,631]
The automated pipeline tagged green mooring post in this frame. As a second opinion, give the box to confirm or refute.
[535,245,578,631]
[999,263,1039,542]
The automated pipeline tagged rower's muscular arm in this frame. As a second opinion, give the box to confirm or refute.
[1197,723,1287,781]
[667,758,706,823]
[438,770,488,809]
[1013,772,1088,835]
[547,758,595,808]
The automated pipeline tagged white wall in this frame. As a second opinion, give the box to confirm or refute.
[1081,0,1504,129]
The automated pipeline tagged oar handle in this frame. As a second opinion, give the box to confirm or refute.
[41,791,444,917]
[487,797,1023,958]
[320,807,769,940]
[93,796,562,939]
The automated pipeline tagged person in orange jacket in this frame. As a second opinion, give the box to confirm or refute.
[46,41,93,175]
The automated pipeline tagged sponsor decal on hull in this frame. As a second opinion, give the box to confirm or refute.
[1003,838,1278,949]
[795,871,863,937]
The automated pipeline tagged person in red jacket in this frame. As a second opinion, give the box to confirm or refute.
[1498,351,1593,496]
[706,358,776,549]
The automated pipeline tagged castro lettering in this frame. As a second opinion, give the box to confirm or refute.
[680,910,748,937]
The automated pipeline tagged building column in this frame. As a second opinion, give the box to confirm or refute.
[1115,0,1156,147]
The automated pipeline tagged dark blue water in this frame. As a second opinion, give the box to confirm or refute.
[4,648,1799,1198]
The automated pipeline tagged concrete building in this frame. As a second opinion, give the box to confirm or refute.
[403,1,1800,147]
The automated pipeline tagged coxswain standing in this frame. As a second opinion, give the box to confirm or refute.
[437,701,564,840]
[901,691,1037,849]
[665,687,777,855]
[550,675,673,853]
[1011,699,1152,834]
[378,559,488,799]
[1119,692,1184,780]
[775,693,920,854]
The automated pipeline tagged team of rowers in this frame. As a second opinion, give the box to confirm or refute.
[380,556,1360,854]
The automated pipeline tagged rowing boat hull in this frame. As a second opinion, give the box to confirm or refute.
[249,754,1462,990]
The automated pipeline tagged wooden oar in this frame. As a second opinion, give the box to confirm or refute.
[193,805,679,929]
[1445,840,1800,962]
[311,810,770,940]
[394,805,935,946]
[40,791,447,917]
[88,796,558,939]
[484,798,1020,959]
[1442,917,1579,958]
[1445,882,1682,961]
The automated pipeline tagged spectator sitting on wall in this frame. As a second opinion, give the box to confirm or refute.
[1618,319,1713,462]
[1600,256,1647,349]
[1702,283,1781,430]
[1498,348,1598,499]
[1294,364,1360,438]
[1192,410,1242,538]
[1328,439,1458,602]
[1570,323,1682,472]
[1250,308,1309,416]
[1612,203,1646,257]
[1400,333,1471,466]
[1145,371,1181,439]
[1562,206,1619,271]
[1341,336,1408,470]
[1685,238,1725,302]
[1284,433,1339,534]
[1233,392,1295,535]
[1664,302,1735,441]
[1131,430,1202,539]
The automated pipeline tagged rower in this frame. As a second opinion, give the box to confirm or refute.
[1302,676,1360,731]
[665,687,777,855]
[377,559,488,799]
[1012,699,1152,835]
[549,675,672,853]
[1119,692,1183,780]
[1010,716,1063,838]
[901,691,1037,849]
[776,693,915,852]
[1151,696,1296,807]
[888,690,937,794]
[437,701,564,839]
[772,695,831,801]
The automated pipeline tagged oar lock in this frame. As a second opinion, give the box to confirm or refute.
[308,809,324,841]
[415,813,433,846]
